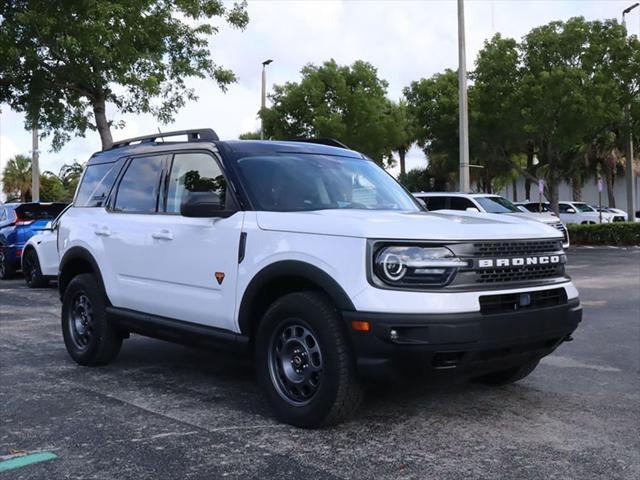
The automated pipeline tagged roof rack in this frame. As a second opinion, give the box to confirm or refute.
[110,128,219,149]
[287,138,351,150]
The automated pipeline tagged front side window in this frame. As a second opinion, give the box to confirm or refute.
[573,202,595,213]
[165,152,227,214]
[236,154,419,212]
[113,155,165,213]
[475,196,520,214]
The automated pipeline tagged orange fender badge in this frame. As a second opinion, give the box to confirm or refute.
[215,272,225,285]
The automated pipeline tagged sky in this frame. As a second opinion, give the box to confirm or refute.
[1,0,639,200]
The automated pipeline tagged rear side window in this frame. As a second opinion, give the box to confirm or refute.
[113,155,165,213]
[165,152,228,213]
[75,162,121,207]
[449,197,476,211]
[425,196,448,210]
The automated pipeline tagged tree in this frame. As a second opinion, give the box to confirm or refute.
[471,34,524,195]
[2,154,32,202]
[387,100,416,176]
[404,70,460,188]
[59,161,85,200]
[518,17,635,213]
[39,171,67,202]
[0,0,249,150]
[261,60,400,166]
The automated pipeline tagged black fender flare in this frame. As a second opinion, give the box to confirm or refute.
[58,246,107,301]
[237,260,355,335]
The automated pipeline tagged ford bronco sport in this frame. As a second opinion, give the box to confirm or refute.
[58,129,582,427]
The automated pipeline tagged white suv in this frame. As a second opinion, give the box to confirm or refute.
[557,201,614,224]
[414,192,570,247]
[57,130,582,427]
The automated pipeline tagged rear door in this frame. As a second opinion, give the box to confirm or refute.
[104,151,243,331]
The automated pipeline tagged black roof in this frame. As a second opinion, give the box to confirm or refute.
[87,131,363,166]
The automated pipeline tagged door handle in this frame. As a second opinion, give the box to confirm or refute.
[151,229,174,240]
[94,226,111,237]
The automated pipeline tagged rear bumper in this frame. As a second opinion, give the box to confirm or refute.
[342,299,582,380]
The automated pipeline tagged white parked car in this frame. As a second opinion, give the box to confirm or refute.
[21,207,69,288]
[414,193,569,248]
[557,202,614,224]
[57,130,582,427]
[590,206,627,222]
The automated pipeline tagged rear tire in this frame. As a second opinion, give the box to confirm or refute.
[0,249,15,280]
[474,359,540,386]
[61,273,122,366]
[23,249,48,288]
[256,291,363,428]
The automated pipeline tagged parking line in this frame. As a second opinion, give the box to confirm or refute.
[0,452,57,473]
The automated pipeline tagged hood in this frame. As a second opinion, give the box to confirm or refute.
[256,209,563,241]
[506,212,559,224]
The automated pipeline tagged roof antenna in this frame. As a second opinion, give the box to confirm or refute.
[157,127,164,142]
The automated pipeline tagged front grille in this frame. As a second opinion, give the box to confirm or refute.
[551,222,569,243]
[479,288,567,314]
[476,264,563,284]
[472,239,562,257]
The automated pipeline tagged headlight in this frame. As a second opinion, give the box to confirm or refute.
[373,246,468,288]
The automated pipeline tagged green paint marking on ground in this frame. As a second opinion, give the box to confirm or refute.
[0,452,57,473]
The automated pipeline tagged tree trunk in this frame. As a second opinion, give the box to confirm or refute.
[571,174,582,202]
[93,97,113,150]
[603,159,616,208]
[399,149,406,176]
[512,178,518,202]
[525,143,534,201]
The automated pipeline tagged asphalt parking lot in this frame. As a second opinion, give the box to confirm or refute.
[1,248,638,479]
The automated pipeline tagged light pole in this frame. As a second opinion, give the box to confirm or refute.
[260,59,273,140]
[457,0,470,193]
[623,3,638,218]
[31,126,40,202]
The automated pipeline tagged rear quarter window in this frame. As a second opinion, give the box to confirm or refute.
[75,161,122,207]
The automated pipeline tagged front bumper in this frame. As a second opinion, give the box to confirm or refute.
[342,299,582,380]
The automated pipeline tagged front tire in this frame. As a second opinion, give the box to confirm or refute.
[256,291,363,428]
[61,273,122,366]
[474,359,540,386]
[23,249,48,288]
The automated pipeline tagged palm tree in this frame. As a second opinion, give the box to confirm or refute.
[2,154,32,202]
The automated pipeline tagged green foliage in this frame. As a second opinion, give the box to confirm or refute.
[0,0,249,150]
[2,154,32,202]
[39,171,67,202]
[238,131,262,140]
[567,222,640,246]
[397,168,435,193]
[262,59,405,166]
[58,161,85,200]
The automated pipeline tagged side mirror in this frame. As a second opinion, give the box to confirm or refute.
[466,207,480,213]
[566,208,576,214]
[180,192,234,218]
[415,198,426,209]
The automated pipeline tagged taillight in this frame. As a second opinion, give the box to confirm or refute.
[16,249,22,257]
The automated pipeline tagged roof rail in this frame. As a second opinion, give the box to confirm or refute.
[110,128,219,149]
[287,138,351,150]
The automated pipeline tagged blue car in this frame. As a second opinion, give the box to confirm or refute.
[0,202,68,279]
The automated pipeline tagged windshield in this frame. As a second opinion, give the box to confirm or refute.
[574,203,595,212]
[524,203,551,213]
[474,196,520,214]
[235,154,420,212]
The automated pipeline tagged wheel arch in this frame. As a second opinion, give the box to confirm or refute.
[58,247,107,301]
[237,260,355,338]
